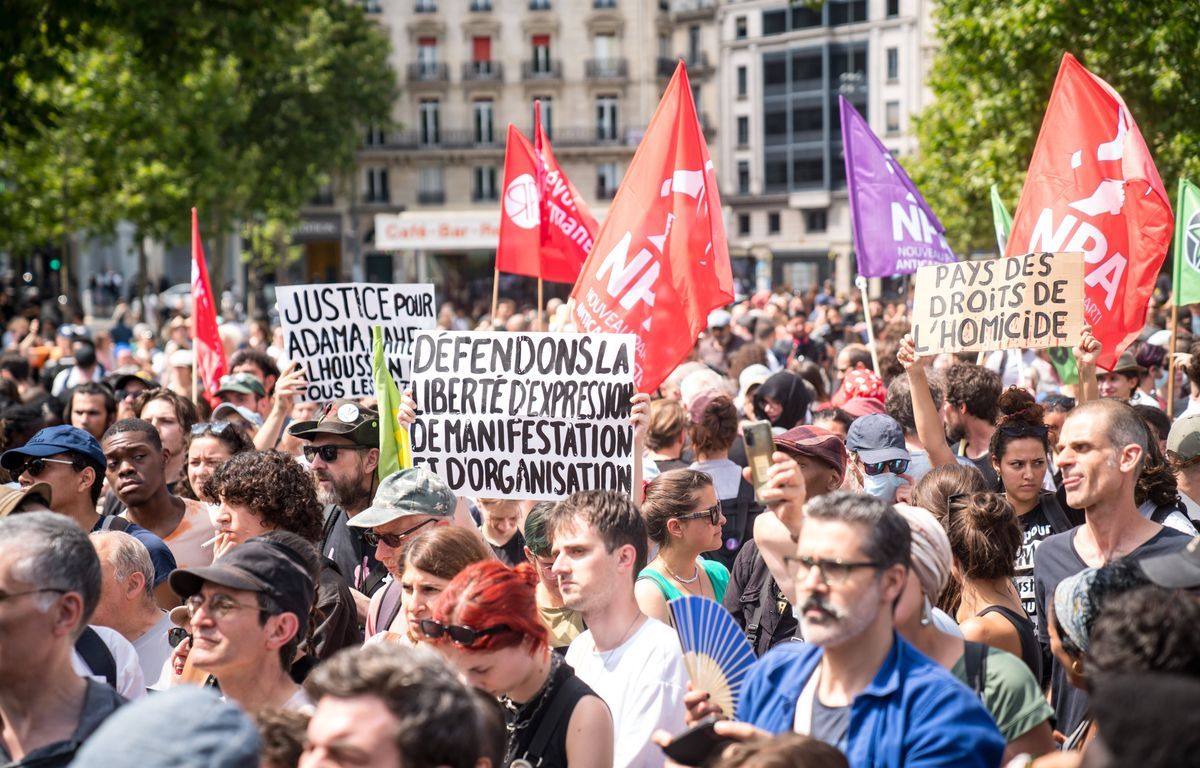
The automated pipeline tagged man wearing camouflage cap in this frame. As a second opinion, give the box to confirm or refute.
[1168,412,1200,524]
[348,467,456,639]
[287,400,387,613]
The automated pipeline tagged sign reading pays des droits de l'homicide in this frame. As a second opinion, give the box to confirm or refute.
[276,283,437,402]
[410,331,636,501]
[911,252,1085,356]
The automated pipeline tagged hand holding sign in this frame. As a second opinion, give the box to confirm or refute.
[1073,324,1101,370]
[630,392,651,442]
[896,334,931,372]
[397,389,417,427]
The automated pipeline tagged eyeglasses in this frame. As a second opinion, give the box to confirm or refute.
[418,619,514,647]
[168,627,191,648]
[0,587,66,604]
[191,421,234,437]
[675,501,723,525]
[784,555,882,585]
[862,458,909,476]
[302,444,370,463]
[184,593,261,621]
[363,518,437,549]
[19,457,75,478]
[998,424,1049,439]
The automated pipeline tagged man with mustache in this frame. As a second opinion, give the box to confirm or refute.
[1033,398,1190,742]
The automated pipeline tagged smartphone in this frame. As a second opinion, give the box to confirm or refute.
[661,717,736,767]
[744,420,775,504]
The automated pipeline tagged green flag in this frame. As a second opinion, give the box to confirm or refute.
[990,184,1013,255]
[373,325,411,480]
[1173,178,1200,306]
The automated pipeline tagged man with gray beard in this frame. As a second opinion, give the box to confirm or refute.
[287,400,387,617]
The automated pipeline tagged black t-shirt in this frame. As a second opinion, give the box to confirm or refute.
[1015,492,1080,633]
[969,451,1001,491]
[320,504,388,597]
[489,530,526,568]
[1034,525,1190,736]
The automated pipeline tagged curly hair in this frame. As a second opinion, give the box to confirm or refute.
[944,364,1001,423]
[689,395,738,455]
[886,374,944,434]
[1133,424,1179,509]
[945,492,1022,581]
[1089,586,1200,677]
[642,469,714,546]
[988,387,1049,461]
[204,450,323,543]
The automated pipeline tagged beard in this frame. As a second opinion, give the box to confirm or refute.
[317,470,371,511]
[945,421,966,444]
[798,585,881,648]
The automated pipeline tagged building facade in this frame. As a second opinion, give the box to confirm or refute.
[716,0,935,297]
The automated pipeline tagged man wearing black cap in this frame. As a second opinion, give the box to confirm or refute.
[287,400,388,609]
[170,535,317,713]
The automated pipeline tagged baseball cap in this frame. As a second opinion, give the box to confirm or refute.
[215,372,266,399]
[0,482,53,517]
[774,425,846,476]
[106,370,159,392]
[0,425,107,472]
[1137,536,1200,589]
[1167,413,1200,463]
[348,467,456,529]
[169,349,194,368]
[169,538,315,622]
[707,309,732,328]
[211,402,265,428]
[845,413,910,464]
[287,399,379,447]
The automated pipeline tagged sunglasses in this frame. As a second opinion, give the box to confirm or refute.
[676,501,723,525]
[419,619,513,647]
[168,627,191,648]
[302,444,370,463]
[191,421,234,437]
[862,458,909,476]
[363,518,437,549]
[20,457,75,478]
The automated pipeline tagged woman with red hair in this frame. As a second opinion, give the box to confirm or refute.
[426,560,613,768]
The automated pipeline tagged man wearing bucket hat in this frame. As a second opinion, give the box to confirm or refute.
[347,467,457,639]
[287,400,386,607]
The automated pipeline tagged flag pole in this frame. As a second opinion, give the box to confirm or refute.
[491,264,500,323]
[1169,302,1179,416]
[537,277,545,331]
[534,99,548,333]
[855,275,881,374]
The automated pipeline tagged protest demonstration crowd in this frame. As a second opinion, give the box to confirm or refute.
[4,40,1200,768]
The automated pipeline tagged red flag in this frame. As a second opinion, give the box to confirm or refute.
[1005,53,1173,371]
[569,63,732,392]
[191,208,227,404]
[496,112,598,284]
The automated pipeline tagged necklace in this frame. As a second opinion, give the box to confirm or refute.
[663,560,700,584]
[501,654,560,767]
[600,613,643,664]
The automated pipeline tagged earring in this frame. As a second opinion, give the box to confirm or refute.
[920,596,932,627]
[1071,659,1084,675]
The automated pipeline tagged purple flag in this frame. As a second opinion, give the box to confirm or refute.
[840,96,956,278]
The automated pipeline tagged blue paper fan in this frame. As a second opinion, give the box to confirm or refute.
[668,595,757,720]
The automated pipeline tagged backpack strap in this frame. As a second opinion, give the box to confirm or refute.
[1039,493,1074,536]
[75,626,118,690]
[320,504,342,555]
[745,560,775,654]
[374,580,405,635]
[963,640,989,701]
[98,514,131,532]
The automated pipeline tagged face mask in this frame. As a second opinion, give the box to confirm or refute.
[863,471,907,503]
[74,347,97,368]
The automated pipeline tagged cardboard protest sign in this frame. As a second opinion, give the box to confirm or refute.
[911,252,1085,355]
[410,330,636,500]
[276,283,437,402]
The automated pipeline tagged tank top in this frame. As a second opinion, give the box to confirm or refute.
[636,559,730,604]
[504,657,597,768]
[977,604,1041,681]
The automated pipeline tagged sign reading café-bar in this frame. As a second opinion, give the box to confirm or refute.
[375,213,500,250]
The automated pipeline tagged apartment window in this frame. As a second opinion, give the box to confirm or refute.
[469,0,492,10]
[735,16,747,39]
[415,0,436,10]
[365,167,389,203]
[886,48,898,81]
[768,211,781,235]
[736,66,747,98]
[473,166,498,201]
[688,25,700,62]
[533,97,553,139]
[365,125,386,147]
[417,37,438,73]
[529,0,550,7]
[419,99,440,144]
[737,116,749,147]
[887,0,899,17]
[532,35,551,73]
[473,36,491,63]
[828,0,867,26]
[762,10,786,35]
[596,95,618,141]
[473,99,495,143]
[885,100,900,134]
[737,213,750,236]
[737,161,750,195]
[658,35,670,59]
[593,33,618,65]
[418,167,444,204]
[597,162,620,200]
[805,209,827,233]
[691,84,701,109]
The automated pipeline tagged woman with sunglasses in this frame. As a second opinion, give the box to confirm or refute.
[184,421,254,504]
[427,559,613,768]
[635,469,730,624]
[371,526,492,645]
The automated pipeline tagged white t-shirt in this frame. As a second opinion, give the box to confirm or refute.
[131,612,175,690]
[566,616,687,768]
[72,624,146,700]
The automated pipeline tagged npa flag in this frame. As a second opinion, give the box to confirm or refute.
[990,184,1013,255]
[496,107,598,284]
[570,63,732,393]
[373,325,411,479]
[191,208,226,404]
[1172,179,1200,307]
[1006,53,1173,371]
[840,96,956,278]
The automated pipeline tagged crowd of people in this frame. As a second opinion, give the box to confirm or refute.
[0,284,1198,768]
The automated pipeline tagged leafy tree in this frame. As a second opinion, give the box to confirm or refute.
[910,1,1200,256]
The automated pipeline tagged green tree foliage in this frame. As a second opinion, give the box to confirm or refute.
[910,1,1200,256]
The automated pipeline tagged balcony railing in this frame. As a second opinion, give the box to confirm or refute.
[462,61,503,81]
[469,0,492,9]
[657,57,679,78]
[414,1,437,11]
[586,58,628,80]
[593,0,617,7]
[417,190,446,205]
[381,125,634,150]
[528,0,551,8]
[521,60,562,80]
[595,184,616,201]
[407,63,449,82]
[685,51,711,72]
[670,0,715,19]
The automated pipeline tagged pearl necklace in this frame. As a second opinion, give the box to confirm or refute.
[663,561,700,585]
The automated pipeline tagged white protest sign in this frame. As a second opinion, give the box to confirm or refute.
[410,330,636,500]
[276,283,437,402]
